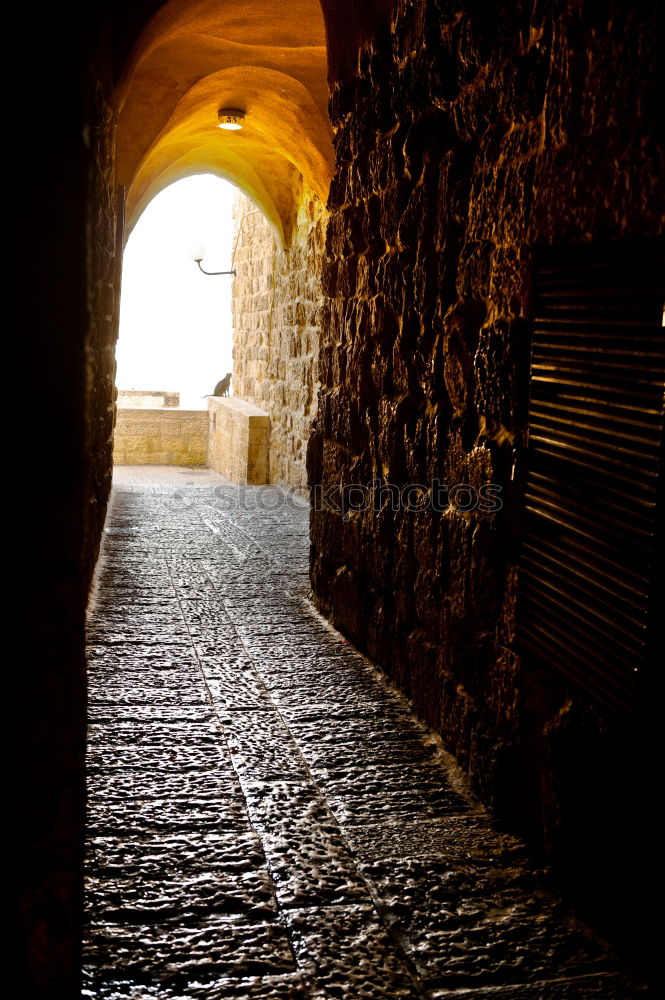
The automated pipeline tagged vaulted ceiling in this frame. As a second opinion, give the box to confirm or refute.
[115,0,394,241]
[115,0,332,243]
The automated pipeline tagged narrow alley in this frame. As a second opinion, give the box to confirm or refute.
[82,468,646,1000]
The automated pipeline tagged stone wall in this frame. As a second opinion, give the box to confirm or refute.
[113,408,208,465]
[309,0,663,949]
[231,181,326,488]
[8,18,123,995]
[86,83,123,578]
[117,390,180,407]
[207,396,270,485]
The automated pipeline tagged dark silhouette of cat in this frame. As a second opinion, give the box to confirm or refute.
[203,373,232,398]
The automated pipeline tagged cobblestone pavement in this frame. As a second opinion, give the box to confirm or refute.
[83,467,649,1000]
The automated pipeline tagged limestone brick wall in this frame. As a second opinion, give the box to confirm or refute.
[113,409,208,465]
[117,390,179,407]
[207,396,270,485]
[231,181,326,488]
[309,0,664,946]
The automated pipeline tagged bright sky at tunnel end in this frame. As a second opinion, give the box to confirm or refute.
[116,175,237,409]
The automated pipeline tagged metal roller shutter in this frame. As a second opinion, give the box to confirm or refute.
[517,242,665,715]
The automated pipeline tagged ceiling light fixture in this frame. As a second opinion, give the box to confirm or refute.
[217,108,245,130]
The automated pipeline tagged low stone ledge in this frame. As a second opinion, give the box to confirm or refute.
[113,408,208,466]
[117,390,180,408]
[208,396,270,485]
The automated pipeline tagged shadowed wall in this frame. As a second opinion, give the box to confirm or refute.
[308,0,664,955]
[8,5,122,994]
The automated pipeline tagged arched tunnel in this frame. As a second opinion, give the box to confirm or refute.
[7,0,663,996]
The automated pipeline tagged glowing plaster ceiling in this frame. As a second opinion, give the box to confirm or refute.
[116,0,332,243]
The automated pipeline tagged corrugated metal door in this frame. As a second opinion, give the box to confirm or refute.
[518,242,665,714]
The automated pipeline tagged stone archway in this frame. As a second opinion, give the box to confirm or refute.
[111,0,349,489]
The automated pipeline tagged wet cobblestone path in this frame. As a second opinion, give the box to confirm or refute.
[83,468,647,999]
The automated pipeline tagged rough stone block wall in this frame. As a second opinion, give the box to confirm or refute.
[113,408,208,465]
[207,396,270,484]
[309,0,664,948]
[86,83,122,576]
[232,181,326,488]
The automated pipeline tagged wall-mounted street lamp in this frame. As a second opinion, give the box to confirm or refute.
[192,254,236,276]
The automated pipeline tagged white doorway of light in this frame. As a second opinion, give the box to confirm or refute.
[116,174,237,409]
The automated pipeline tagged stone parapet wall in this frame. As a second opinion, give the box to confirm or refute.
[113,408,207,466]
[207,396,270,484]
[117,390,179,408]
[231,181,326,488]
